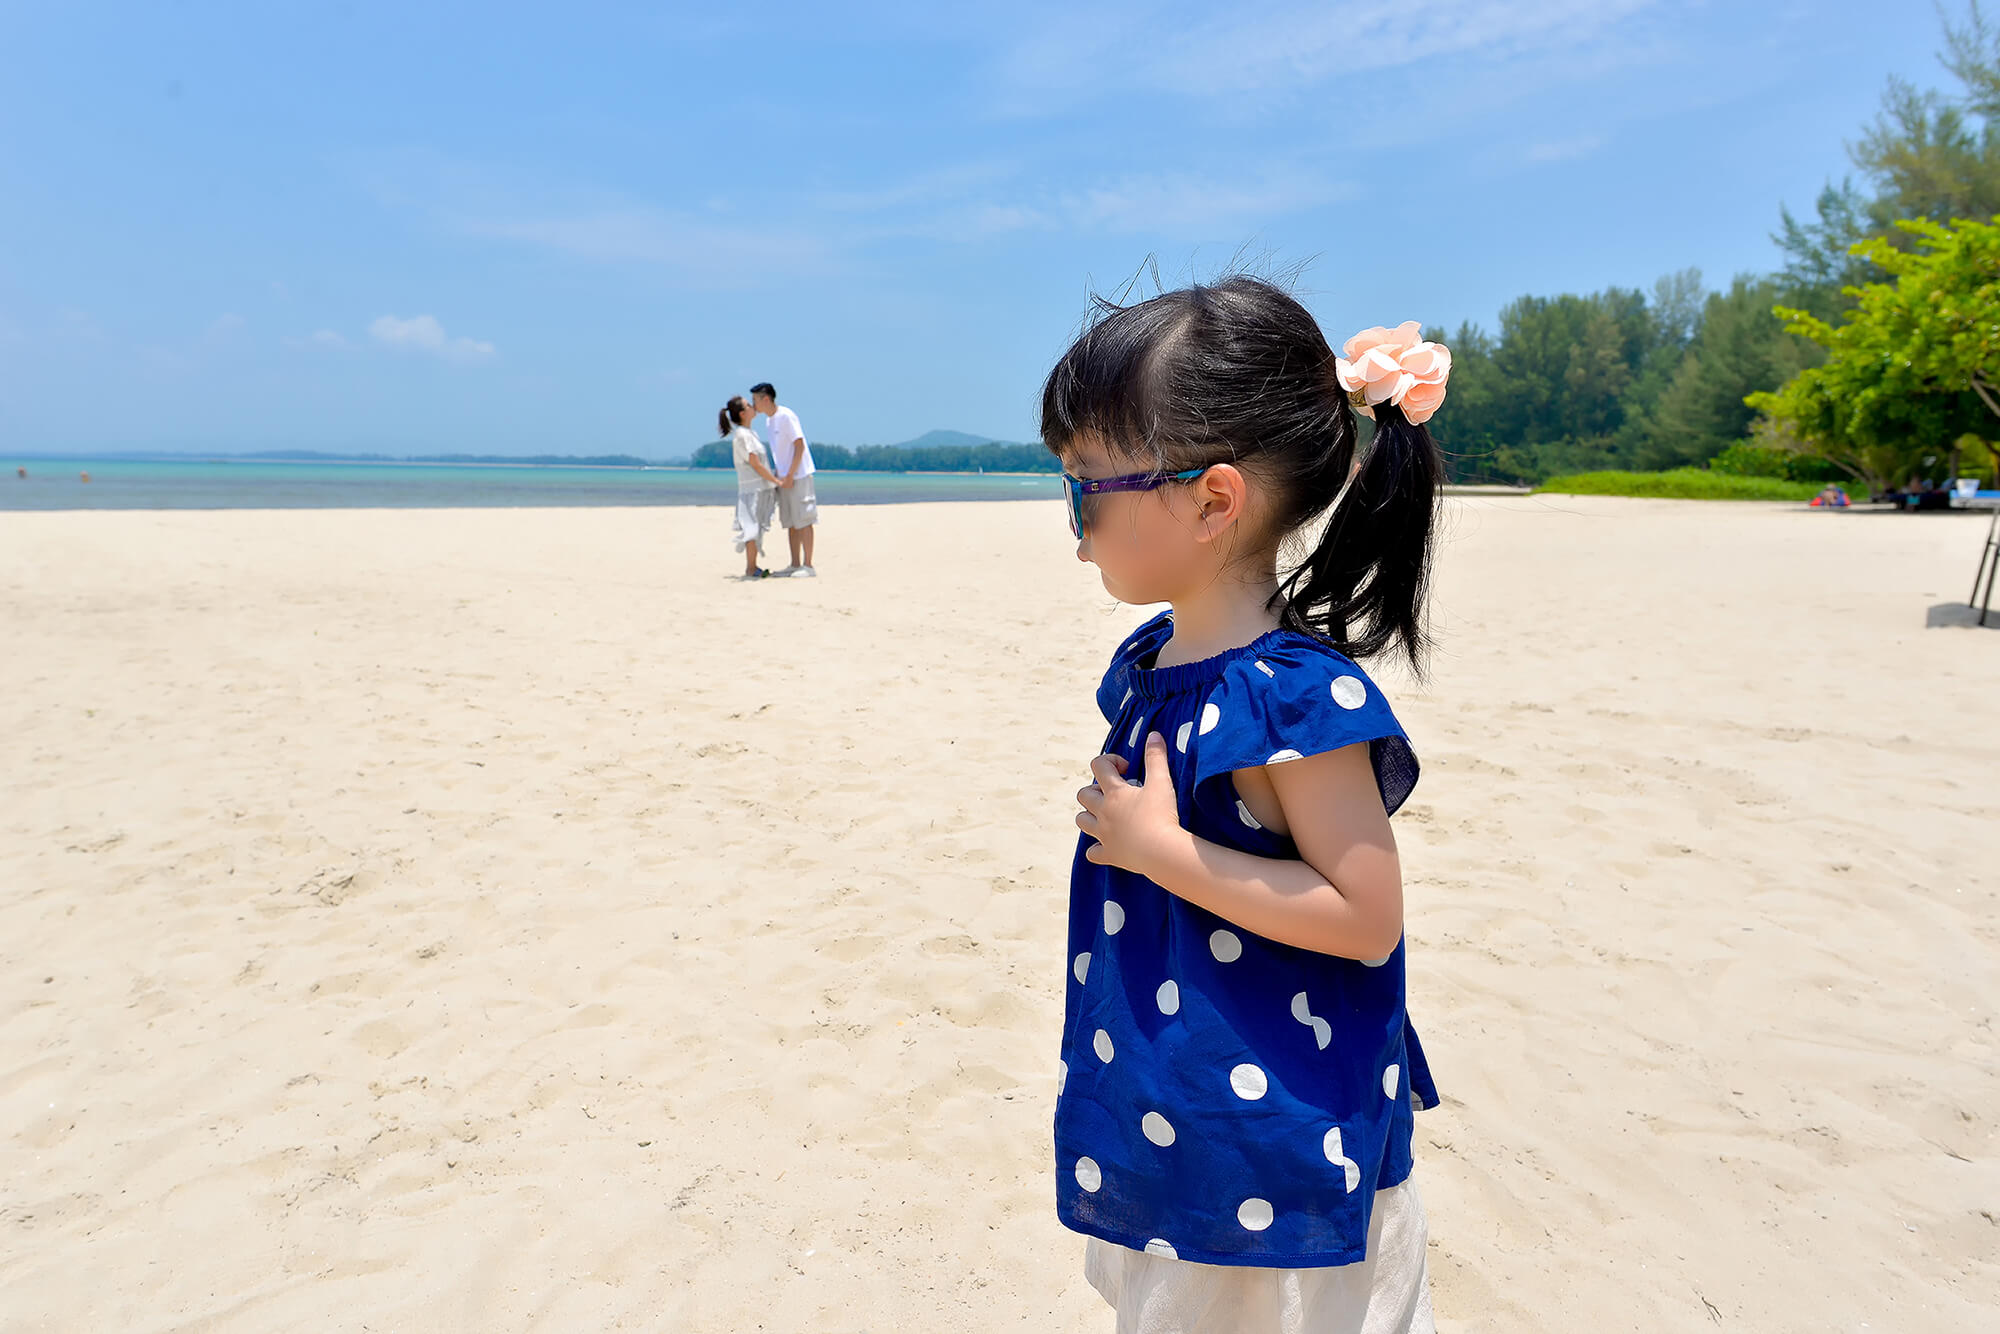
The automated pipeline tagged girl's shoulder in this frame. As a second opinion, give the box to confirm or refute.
[1194,629,1419,816]
[1094,611,1175,718]
[1112,609,1176,669]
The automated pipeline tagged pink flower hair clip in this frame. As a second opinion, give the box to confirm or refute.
[1333,321,1451,426]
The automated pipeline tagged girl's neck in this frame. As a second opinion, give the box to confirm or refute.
[1155,570,1282,669]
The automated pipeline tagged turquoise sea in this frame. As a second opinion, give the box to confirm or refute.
[1,459,1063,512]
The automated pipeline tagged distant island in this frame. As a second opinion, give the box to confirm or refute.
[691,428,1057,474]
[19,430,1058,474]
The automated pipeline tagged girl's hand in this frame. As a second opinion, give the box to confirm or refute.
[1075,731,1190,877]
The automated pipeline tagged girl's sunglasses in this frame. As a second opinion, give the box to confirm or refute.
[1061,467,1207,538]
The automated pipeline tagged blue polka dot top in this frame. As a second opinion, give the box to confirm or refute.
[1055,611,1439,1267]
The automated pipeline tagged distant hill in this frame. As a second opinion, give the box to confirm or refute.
[690,427,1053,474]
[884,428,1021,450]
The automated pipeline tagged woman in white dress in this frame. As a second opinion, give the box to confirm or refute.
[721,395,781,579]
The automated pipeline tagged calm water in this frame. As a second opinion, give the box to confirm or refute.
[1,459,1063,512]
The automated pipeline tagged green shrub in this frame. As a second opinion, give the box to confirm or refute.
[1707,442,1848,482]
[1534,469,1828,501]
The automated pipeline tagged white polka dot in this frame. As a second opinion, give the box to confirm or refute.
[1229,1063,1268,1100]
[1128,717,1144,749]
[1237,1198,1274,1231]
[1093,1029,1114,1063]
[1254,660,1275,678]
[1121,687,1134,708]
[1209,930,1242,963]
[1075,1157,1102,1192]
[1382,1064,1400,1099]
[1142,1112,1175,1146]
[1103,901,1124,935]
[1268,748,1304,764]
[1156,979,1180,1015]
[1235,799,1263,831]
[1198,701,1221,735]
[1360,950,1392,968]
[1058,1059,1067,1092]
[1143,1238,1178,1258]
[1323,1127,1362,1193]
[1291,992,1333,1051]
[1330,675,1367,710]
[1074,952,1090,984]
[1175,721,1193,753]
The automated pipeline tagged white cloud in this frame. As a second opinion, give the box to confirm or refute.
[1060,172,1353,233]
[54,308,102,341]
[460,207,832,275]
[308,328,349,348]
[991,0,1665,107]
[368,314,496,364]
[1526,135,1608,164]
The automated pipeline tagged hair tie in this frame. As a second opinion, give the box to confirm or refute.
[1333,321,1451,425]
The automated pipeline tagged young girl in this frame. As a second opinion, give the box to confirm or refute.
[1046,277,1448,1333]
[720,395,781,579]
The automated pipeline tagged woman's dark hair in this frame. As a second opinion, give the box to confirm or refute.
[1040,275,1441,669]
[719,395,750,437]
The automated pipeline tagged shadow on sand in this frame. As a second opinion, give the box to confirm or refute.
[1926,601,2000,630]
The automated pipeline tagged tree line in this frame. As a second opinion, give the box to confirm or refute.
[691,439,1059,473]
[1436,2,2000,489]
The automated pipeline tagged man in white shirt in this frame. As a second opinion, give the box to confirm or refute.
[751,382,818,577]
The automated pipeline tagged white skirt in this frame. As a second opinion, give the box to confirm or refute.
[732,485,777,552]
[1083,1177,1434,1334]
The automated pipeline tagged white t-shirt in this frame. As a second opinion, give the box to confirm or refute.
[763,405,815,479]
[729,426,772,490]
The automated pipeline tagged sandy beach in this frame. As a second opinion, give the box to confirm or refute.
[3,495,1995,1331]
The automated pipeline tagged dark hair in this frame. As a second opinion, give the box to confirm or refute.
[750,382,776,401]
[1040,275,1441,669]
[719,395,750,436]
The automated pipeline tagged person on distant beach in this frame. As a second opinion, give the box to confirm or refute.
[721,395,781,580]
[750,382,818,577]
[1044,277,1448,1332]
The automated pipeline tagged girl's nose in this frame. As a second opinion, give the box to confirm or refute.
[1076,541,1091,563]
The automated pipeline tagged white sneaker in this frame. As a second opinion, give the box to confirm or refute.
[790,565,817,578]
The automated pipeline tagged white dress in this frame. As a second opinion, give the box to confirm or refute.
[1083,1178,1435,1334]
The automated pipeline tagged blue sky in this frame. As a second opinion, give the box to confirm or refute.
[0,2,1958,456]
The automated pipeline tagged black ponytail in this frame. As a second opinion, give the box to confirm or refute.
[1040,275,1442,672]
[719,395,749,437]
[1275,403,1441,670]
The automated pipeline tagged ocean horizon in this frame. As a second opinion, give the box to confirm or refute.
[2,458,1062,512]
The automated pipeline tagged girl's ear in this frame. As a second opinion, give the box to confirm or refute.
[1191,464,1250,543]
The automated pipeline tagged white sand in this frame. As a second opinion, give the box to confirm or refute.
[2,496,1995,1330]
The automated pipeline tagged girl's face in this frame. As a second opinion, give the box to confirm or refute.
[1066,435,1219,606]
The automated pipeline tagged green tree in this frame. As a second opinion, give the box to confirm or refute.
[1419,322,1510,482]
[1774,181,1880,319]
[1637,277,1825,470]
[1749,214,2000,493]
[1777,4,2000,318]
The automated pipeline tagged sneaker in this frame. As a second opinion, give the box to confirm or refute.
[789,565,817,578]
[739,568,771,581]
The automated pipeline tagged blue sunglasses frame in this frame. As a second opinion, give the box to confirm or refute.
[1061,467,1208,537]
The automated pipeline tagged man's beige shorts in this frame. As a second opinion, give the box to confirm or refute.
[778,475,818,528]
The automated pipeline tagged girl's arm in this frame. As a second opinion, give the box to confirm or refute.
[1075,731,1405,961]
